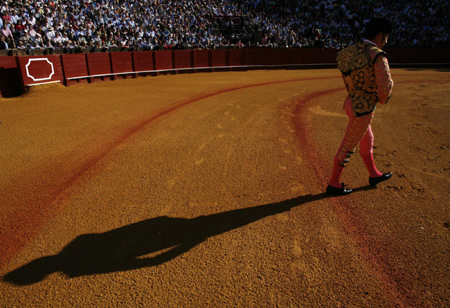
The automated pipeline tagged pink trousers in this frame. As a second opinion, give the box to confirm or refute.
[329,97,381,188]
[336,97,374,160]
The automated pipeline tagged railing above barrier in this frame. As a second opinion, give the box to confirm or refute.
[1,48,449,97]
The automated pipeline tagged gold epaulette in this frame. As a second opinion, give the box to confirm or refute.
[336,42,371,75]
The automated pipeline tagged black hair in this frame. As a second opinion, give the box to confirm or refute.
[364,18,393,40]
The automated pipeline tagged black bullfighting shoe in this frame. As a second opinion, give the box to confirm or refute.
[369,172,392,186]
[326,183,352,195]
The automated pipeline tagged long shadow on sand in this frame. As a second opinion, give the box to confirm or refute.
[3,186,374,286]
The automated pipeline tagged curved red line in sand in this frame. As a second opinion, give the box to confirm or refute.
[1,74,448,296]
[291,79,450,308]
[293,87,414,306]
[0,76,338,271]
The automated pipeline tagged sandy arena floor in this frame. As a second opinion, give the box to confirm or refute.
[0,68,449,307]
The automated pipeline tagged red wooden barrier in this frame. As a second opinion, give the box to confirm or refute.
[385,49,401,63]
[302,49,321,65]
[289,49,304,67]
[0,56,21,97]
[2,48,449,97]
[173,50,193,73]
[154,50,174,74]
[86,53,112,83]
[246,49,268,69]
[111,51,135,79]
[415,49,446,64]
[319,49,338,64]
[193,50,211,72]
[386,49,417,64]
[430,49,448,63]
[267,48,289,68]
[61,53,88,86]
[228,49,246,70]
[211,49,229,71]
[133,51,155,76]
[403,49,419,63]
[16,55,64,88]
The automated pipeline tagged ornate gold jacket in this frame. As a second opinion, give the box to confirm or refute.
[336,41,390,117]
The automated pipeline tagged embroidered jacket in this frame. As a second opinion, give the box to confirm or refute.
[336,41,393,117]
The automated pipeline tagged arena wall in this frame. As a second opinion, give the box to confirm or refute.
[61,53,89,86]
[0,56,21,97]
[0,48,449,97]
[193,50,211,72]
[110,51,135,80]
[133,51,155,77]
[86,53,113,83]
[174,50,194,73]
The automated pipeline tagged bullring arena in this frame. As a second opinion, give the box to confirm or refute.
[0,60,449,306]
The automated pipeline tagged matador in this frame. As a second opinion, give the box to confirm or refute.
[326,18,394,195]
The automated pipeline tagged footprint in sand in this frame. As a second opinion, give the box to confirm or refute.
[195,158,205,166]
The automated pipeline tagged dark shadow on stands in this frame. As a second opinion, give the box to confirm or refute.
[0,67,22,98]
[3,186,376,286]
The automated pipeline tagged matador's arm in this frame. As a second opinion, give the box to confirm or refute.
[374,54,394,104]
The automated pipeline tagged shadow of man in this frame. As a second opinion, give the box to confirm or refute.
[3,193,332,285]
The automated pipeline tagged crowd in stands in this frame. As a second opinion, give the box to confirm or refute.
[0,0,448,54]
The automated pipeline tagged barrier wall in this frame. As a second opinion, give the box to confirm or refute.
[229,49,246,68]
[0,56,21,97]
[110,51,135,80]
[61,53,89,86]
[386,48,448,65]
[193,50,211,72]
[16,55,64,89]
[211,49,229,71]
[174,50,194,73]
[154,50,174,73]
[133,51,155,76]
[86,53,112,83]
[1,48,449,97]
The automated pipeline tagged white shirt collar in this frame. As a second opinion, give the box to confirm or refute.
[363,39,377,46]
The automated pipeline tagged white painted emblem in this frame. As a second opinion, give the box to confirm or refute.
[25,58,55,82]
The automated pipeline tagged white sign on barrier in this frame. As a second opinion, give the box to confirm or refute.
[25,58,55,82]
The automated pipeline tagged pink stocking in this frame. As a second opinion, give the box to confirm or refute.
[329,158,345,188]
[360,126,383,177]
[328,98,374,187]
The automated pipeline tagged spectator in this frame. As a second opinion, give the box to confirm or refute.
[16,40,26,51]
[1,23,12,42]
[29,40,43,52]
[19,29,32,46]
[1,9,12,25]
[52,31,64,46]
[15,19,24,33]
[44,40,54,54]
[1,0,449,52]
[62,40,72,54]
[45,26,56,42]
[0,35,8,50]
[27,24,38,41]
